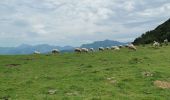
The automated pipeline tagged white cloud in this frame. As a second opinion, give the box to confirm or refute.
[0,0,170,47]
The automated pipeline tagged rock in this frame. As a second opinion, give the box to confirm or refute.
[66,91,79,96]
[107,77,115,80]
[48,89,57,95]
[143,71,153,77]
[0,96,11,100]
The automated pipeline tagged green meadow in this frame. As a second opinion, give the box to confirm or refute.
[0,45,170,100]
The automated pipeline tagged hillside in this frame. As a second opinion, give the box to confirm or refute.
[133,18,170,44]
[0,45,170,99]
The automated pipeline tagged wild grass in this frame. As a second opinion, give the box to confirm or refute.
[0,45,170,100]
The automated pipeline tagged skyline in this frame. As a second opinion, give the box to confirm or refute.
[0,0,170,47]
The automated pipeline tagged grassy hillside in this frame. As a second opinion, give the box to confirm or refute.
[133,18,170,44]
[0,46,170,100]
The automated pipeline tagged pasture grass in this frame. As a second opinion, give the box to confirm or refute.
[0,45,170,100]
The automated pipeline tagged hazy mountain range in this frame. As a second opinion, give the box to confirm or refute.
[0,40,127,55]
[81,40,127,49]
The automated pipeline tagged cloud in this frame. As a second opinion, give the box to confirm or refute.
[0,0,170,47]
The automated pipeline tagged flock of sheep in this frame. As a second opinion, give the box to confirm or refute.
[74,44,137,53]
[153,39,168,47]
[33,44,136,54]
[33,39,169,54]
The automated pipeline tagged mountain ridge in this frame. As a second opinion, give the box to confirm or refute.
[81,39,127,49]
[0,40,127,55]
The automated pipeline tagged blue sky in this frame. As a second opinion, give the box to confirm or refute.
[0,0,170,47]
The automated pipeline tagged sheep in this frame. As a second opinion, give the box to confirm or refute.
[118,45,123,48]
[125,44,129,48]
[128,44,137,51]
[111,46,115,50]
[81,48,89,53]
[106,47,111,50]
[75,48,82,53]
[34,51,41,54]
[153,41,160,48]
[164,39,168,46]
[52,49,60,54]
[99,47,105,51]
[89,48,95,52]
[111,46,120,50]
[114,47,120,50]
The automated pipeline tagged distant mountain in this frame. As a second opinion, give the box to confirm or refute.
[0,44,74,55]
[133,18,170,44]
[80,39,127,49]
[0,40,127,55]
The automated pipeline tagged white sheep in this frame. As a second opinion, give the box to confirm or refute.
[111,46,120,50]
[128,44,137,51]
[164,39,168,46]
[81,48,89,53]
[52,49,60,54]
[153,41,160,48]
[115,47,120,50]
[89,48,95,52]
[106,47,111,50]
[118,45,123,48]
[99,47,104,51]
[34,51,41,54]
[74,48,82,53]
[125,44,129,48]
[111,46,116,50]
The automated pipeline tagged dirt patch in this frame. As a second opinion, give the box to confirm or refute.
[154,80,170,89]
[6,64,21,67]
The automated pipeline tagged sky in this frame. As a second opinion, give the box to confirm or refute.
[0,0,170,47]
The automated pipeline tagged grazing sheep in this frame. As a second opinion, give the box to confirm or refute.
[164,39,168,46]
[115,47,120,50]
[128,44,137,51]
[106,47,111,50]
[89,48,95,52]
[110,46,114,50]
[118,45,123,48]
[81,48,89,53]
[111,46,120,50]
[125,44,129,48]
[34,51,41,54]
[153,41,160,48]
[111,46,116,50]
[52,49,60,54]
[75,48,82,53]
[99,47,104,51]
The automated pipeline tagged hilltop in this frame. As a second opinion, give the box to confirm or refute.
[133,18,170,44]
